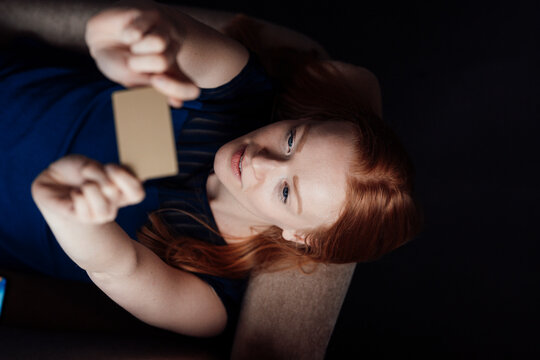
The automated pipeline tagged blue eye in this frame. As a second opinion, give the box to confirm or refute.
[287,128,296,153]
[281,183,289,204]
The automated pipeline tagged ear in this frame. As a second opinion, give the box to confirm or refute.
[281,229,307,244]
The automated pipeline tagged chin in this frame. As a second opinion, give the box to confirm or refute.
[213,145,227,180]
[214,141,237,187]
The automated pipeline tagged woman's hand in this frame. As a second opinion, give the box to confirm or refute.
[85,1,200,107]
[32,155,145,225]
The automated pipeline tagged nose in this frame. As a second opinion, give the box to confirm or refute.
[250,149,283,181]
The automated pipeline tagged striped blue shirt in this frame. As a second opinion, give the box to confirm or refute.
[0,37,274,332]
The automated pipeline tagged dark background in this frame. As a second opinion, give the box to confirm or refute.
[171,0,539,358]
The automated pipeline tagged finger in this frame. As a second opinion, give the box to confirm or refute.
[81,182,112,222]
[32,173,75,218]
[72,189,92,222]
[80,161,121,202]
[151,74,200,101]
[121,10,160,44]
[101,182,123,204]
[81,161,110,185]
[130,27,170,54]
[47,154,92,185]
[167,97,184,108]
[128,53,172,73]
[93,47,151,86]
[86,8,142,45]
[105,164,145,205]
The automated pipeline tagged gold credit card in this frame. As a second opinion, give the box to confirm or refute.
[112,87,178,181]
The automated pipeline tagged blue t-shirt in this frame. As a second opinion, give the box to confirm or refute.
[0,37,274,330]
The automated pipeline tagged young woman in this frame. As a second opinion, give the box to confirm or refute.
[0,1,421,337]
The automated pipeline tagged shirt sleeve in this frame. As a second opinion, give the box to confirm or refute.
[194,272,248,336]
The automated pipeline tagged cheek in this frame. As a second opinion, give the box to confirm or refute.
[243,187,266,210]
[243,188,279,221]
[213,145,227,171]
[213,148,223,172]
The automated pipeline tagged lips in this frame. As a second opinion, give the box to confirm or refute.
[231,145,247,182]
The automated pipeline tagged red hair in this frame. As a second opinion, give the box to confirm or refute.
[137,15,422,278]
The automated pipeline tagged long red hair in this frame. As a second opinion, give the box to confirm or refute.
[137,15,422,278]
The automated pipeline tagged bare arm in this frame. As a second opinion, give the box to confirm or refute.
[1,0,249,102]
[1,0,380,115]
[173,6,330,59]
[0,1,328,57]
[0,0,107,50]
[173,7,382,117]
[0,0,324,66]
[84,1,249,94]
[31,155,227,337]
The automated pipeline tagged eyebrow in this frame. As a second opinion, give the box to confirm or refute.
[295,123,311,153]
[291,124,310,215]
[293,175,303,215]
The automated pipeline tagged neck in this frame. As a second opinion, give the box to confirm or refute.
[206,173,270,244]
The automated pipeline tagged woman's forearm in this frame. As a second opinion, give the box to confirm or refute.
[30,156,145,276]
[0,1,235,52]
[0,0,110,51]
[170,6,329,59]
[0,1,238,52]
[30,156,230,336]
[1,1,328,58]
[38,207,138,276]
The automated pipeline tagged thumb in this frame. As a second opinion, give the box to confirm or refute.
[86,8,143,45]
[94,47,151,87]
[104,164,146,206]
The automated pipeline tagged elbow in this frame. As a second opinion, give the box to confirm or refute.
[87,244,140,280]
[165,314,227,338]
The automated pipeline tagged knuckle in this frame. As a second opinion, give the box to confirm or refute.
[80,183,92,193]
[103,183,120,199]
[81,161,101,175]
[129,187,145,204]
[137,188,146,200]
[97,211,114,224]
[81,182,102,198]
[104,163,119,176]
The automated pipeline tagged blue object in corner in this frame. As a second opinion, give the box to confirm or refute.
[0,276,6,316]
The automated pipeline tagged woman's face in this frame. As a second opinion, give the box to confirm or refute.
[213,119,356,241]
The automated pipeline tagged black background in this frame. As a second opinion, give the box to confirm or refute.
[169,0,540,358]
